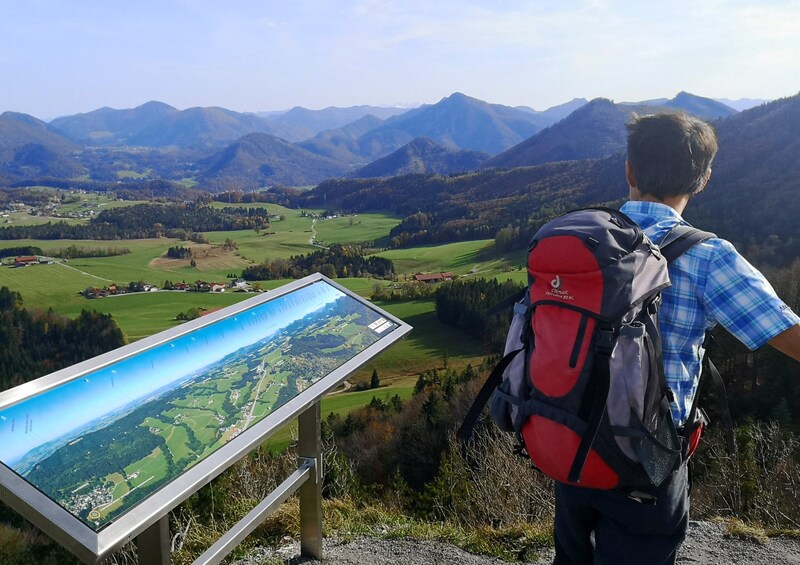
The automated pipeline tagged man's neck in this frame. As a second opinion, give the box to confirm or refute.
[629,190,690,215]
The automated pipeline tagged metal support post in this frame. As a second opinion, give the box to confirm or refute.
[298,401,323,559]
[136,514,170,565]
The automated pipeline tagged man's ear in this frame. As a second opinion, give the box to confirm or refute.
[625,160,636,189]
[625,160,639,199]
[696,168,712,194]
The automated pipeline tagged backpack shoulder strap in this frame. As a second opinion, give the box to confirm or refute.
[456,347,522,442]
[659,225,716,263]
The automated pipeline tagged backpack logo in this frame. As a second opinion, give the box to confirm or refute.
[546,275,573,301]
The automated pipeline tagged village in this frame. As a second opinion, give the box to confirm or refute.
[3,253,254,299]
[80,277,252,299]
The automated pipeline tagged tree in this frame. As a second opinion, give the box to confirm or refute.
[370,369,380,389]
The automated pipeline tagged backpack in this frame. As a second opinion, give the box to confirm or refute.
[458,207,721,494]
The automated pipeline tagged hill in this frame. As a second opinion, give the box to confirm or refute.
[0,112,84,178]
[195,132,352,190]
[261,105,409,142]
[127,106,275,148]
[299,115,386,164]
[302,157,624,248]
[483,98,632,169]
[350,138,489,178]
[49,101,178,145]
[660,91,737,120]
[51,103,277,149]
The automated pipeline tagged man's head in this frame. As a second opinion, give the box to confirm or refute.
[626,112,718,201]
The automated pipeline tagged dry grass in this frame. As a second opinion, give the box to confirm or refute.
[149,243,251,272]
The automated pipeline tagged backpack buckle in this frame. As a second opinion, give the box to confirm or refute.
[596,327,615,357]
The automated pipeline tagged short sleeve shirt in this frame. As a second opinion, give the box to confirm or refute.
[620,201,800,425]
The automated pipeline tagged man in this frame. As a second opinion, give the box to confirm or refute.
[553,112,800,565]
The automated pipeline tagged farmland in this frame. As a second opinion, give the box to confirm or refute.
[0,196,517,422]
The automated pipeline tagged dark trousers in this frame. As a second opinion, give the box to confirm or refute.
[553,464,689,565]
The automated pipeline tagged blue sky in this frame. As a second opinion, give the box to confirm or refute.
[0,281,346,466]
[1,2,800,120]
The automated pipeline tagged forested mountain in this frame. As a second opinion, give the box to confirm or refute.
[49,101,178,145]
[51,103,277,149]
[195,132,352,190]
[353,92,545,158]
[657,91,737,120]
[483,98,632,169]
[0,90,782,198]
[298,115,386,164]
[299,96,588,166]
[260,105,409,142]
[350,138,489,178]
[515,97,589,123]
[125,106,276,148]
[484,93,736,170]
[686,93,800,264]
[301,93,800,264]
[0,112,84,178]
[304,157,624,248]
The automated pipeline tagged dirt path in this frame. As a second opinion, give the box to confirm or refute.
[233,521,800,564]
[54,260,113,282]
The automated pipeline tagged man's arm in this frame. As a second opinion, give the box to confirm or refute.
[768,323,800,362]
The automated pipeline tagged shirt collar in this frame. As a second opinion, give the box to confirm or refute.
[619,200,691,242]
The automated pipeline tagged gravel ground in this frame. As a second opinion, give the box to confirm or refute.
[232,521,800,564]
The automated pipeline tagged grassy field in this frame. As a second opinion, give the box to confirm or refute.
[203,206,401,264]
[264,379,419,451]
[0,203,507,433]
[313,213,400,246]
[377,239,528,284]
[0,212,511,349]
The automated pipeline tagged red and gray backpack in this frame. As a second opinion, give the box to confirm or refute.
[459,207,724,494]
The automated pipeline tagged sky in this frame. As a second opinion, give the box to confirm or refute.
[1,1,800,120]
[0,280,351,466]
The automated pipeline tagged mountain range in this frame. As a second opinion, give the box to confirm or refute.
[293,92,800,265]
[0,91,755,190]
[4,89,800,265]
[0,92,736,191]
[2,92,587,186]
[195,133,352,191]
[485,93,737,169]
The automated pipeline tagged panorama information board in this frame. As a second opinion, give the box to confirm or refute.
[0,274,410,561]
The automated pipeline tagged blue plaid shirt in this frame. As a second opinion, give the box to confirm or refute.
[620,201,800,425]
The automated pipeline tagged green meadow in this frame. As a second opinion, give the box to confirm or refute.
[0,203,511,430]
[265,379,419,451]
[377,239,528,283]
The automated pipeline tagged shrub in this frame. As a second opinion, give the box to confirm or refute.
[692,421,800,527]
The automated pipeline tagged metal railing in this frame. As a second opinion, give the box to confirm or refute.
[135,402,323,565]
